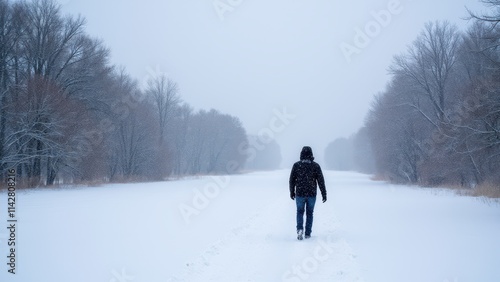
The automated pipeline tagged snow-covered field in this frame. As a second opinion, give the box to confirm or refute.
[1,170,499,282]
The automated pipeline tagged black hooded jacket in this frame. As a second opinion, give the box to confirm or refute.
[289,146,327,198]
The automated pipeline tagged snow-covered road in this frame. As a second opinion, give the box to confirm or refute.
[1,170,499,282]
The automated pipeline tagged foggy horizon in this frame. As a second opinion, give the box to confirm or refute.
[58,0,485,166]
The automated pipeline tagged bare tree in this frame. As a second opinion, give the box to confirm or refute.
[366,16,500,188]
[110,101,159,180]
[365,77,430,183]
[146,74,180,145]
[391,21,461,125]
[183,109,247,175]
[467,0,500,25]
[0,0,253,186]
[0,0,23,175]
[4,75,92,185]
[444,20,500,185]
[0,0,113,185]
[169,103,192,176]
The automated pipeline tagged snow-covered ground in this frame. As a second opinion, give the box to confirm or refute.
[1,170,499,282]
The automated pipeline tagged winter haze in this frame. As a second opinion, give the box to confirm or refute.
[60,0,484,166]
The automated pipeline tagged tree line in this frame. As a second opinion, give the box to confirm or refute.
[326,1,500,189]
[0,0,265,187]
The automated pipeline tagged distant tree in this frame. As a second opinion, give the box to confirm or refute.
[184,109,247,175]
[351,127,376,174]
[324,129,375,173]
[325,138,353,171]
[146,74,180,145]
[110,101,160,180]
[168,103,193,176]
[103,71,162,181]
[244,136,282,171]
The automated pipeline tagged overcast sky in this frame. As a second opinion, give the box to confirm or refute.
[60,0,486,166]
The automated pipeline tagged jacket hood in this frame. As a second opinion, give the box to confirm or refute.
[300,146,314,161]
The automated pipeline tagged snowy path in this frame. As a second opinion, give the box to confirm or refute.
[169,191,362,282]
[0,170,499,282]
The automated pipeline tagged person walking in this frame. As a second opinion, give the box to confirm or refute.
[289,146,327,240]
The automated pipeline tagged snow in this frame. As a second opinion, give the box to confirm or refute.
[1,170,499,282]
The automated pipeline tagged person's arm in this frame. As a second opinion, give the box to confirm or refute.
[289,164,297,199]
[316,164,327,202]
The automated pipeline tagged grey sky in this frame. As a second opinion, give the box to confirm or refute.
[60,0,486,167]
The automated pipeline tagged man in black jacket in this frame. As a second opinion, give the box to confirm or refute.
[289,146,327,240]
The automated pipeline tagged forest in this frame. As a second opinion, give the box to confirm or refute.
[326,0,500,193]
[0,0,284,187]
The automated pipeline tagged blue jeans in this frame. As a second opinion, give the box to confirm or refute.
[296,196,316,235]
